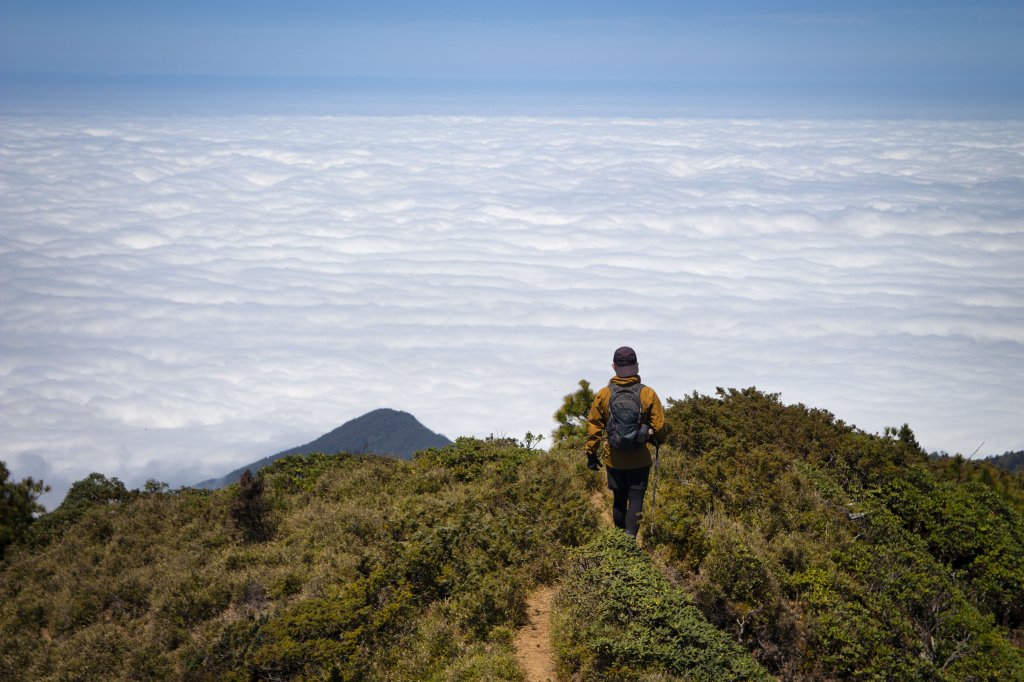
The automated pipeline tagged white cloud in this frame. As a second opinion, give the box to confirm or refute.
[1,115,1022,508]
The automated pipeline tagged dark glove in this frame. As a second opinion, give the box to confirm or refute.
[639,424,651,444]
[587,452,602,470]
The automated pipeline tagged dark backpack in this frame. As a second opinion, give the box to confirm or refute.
[605,382,650,450]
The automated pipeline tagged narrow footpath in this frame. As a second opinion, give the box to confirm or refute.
[513,585,557,682]
[590,487,614,528]
[513,486,614,681]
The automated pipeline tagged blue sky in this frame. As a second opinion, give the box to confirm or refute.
[2,1,1022,116]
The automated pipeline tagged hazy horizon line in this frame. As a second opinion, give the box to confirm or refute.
[4,71,1022,120]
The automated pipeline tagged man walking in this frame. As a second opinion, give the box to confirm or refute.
[586,346,665,537]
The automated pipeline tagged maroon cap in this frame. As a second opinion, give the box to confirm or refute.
[613,346,638,366]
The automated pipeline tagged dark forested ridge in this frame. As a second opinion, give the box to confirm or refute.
[984,449,1024,474]
[2,388,1022,680]
[195,408,451,489]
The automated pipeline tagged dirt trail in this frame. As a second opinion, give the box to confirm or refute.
[514,585,557,682]
[514,487,614,681]
[590,487,614,528]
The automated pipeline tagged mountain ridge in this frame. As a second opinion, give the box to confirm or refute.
[984,449,1024,474]
[195,408,451,489]
[2,387,1022,680]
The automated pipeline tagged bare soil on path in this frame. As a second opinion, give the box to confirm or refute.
[514,585,557,682]
[590,487,614,528]
[514,485,614,681]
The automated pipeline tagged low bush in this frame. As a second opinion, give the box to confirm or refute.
[229,469,273,542]
[553,528,770,681]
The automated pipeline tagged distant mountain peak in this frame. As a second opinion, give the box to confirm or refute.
[195,409,450,489]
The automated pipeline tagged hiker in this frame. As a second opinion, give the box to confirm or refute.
[585,347,665,537]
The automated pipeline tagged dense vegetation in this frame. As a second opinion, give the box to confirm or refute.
[1,439,594,680]
[3,386,1022,680]
[928,451,1024,515]
[0,462,48,561]
[554,529,769,681]
[644,388,1024,680]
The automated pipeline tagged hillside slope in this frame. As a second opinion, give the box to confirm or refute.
[196,408,451,489]
[2,387,1022,681]
[644,388,1024,679]
[1,437,767,681]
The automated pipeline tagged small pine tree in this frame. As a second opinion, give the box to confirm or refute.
[231,469,273,542]
[552,379,595,449]
[0,461,49,559]
[897,423,925,455]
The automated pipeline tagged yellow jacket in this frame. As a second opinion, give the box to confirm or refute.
[586,376,665,470]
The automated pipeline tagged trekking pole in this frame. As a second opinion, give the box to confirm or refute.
[649,440,660,535]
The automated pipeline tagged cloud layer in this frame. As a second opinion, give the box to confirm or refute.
[2,116,1022,506]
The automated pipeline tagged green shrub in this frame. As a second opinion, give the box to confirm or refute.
[439,639,524,682]
[414,437,532,482]
[554,529,770,681]
[871,470,1024,628]
[249,568,416,680]
[259,451,353,493]
[26,472,130,548]
[230,468,274,542]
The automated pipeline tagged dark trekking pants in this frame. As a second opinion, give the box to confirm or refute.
[606,465,651,537]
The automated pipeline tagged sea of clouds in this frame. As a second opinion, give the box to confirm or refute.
[2,115,1022,507]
